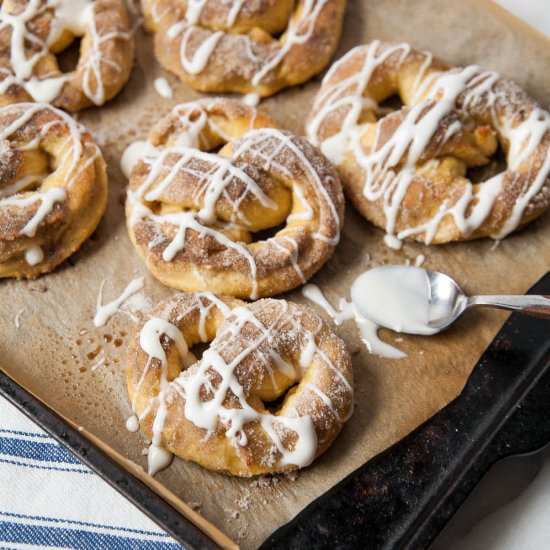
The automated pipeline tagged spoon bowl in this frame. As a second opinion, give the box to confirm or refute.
[424,269,469,332]
[350,266,550,335]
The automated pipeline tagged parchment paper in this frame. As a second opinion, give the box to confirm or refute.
[1,1,549,548]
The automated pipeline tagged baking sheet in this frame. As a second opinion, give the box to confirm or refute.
[1,0,550,548]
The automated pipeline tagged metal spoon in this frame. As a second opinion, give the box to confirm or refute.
[351,266,550,335]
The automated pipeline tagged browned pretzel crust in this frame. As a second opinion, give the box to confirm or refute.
[307,41,550,245]
[0,102,107,278]
[0,0,134,111]
[127,292,353,476]
[142,0,346,97]
[125,98,344,299]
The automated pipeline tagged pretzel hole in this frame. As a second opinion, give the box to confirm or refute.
[56,37,82,74]
[253,220,287,241]
[269,27,286,41]
[466,142,506,183]
[375,95,405,119]
[262,383,298,414]
[181,342,209,368]
[0,146,51,197]
[208,143,225,154]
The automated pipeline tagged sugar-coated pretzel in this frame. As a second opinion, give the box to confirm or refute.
[141,0,346,97]
[126,292,354,476]
[125,98,344,299]
[0,102,107,278]
[306,41,550,246]
[0,0,134,111]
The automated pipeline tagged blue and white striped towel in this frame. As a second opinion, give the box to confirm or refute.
[0,396,181,549]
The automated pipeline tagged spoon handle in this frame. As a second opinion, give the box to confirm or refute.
[468,295,550,319]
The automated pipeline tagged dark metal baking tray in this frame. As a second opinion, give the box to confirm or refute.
[2,271,549,549]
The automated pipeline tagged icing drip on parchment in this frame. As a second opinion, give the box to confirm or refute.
[154,76,173,99]
[302,283,406,359]
[94,277,145,327]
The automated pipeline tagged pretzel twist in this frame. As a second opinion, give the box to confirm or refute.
[307,41,550,245]
[0,102,107,278]
[0,0,134,111]
[127,292,353,476]
[141,0,346,97]
[125,98,344,299]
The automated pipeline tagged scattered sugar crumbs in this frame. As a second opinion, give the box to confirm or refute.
[250,477,271,490]
[237,493,250,511]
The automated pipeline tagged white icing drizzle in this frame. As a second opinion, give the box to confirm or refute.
[184,0,246,27]
[251,0,330,87]
[147,444,173,475]
[169,22,223,75]
[120,140,158,178]
[136,311,193,474]
[0,174,45,199]
[0,0,132,105]
[164,0,330,87]
[184,0,207,24]
[307,41,550,244]
[120,100,223,178]
[154,76,173,98]
[93,277,145,327]
[14,308,25,329]
[140,146,277,223]
[2,187,67,237]
[126,104,341,300]
[267,236,307,284]
[90,356,106,371]
[383,234,403,250]
[131,294,352,474]
[24,245,44,266]
[302,283,406,359]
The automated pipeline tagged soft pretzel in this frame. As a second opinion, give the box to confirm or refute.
[141,0,346,97]
[0,102,107,278]
[306,41,550,246]
[126,292,353,476]
[0,0,134,111]
[125,98,344,299]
